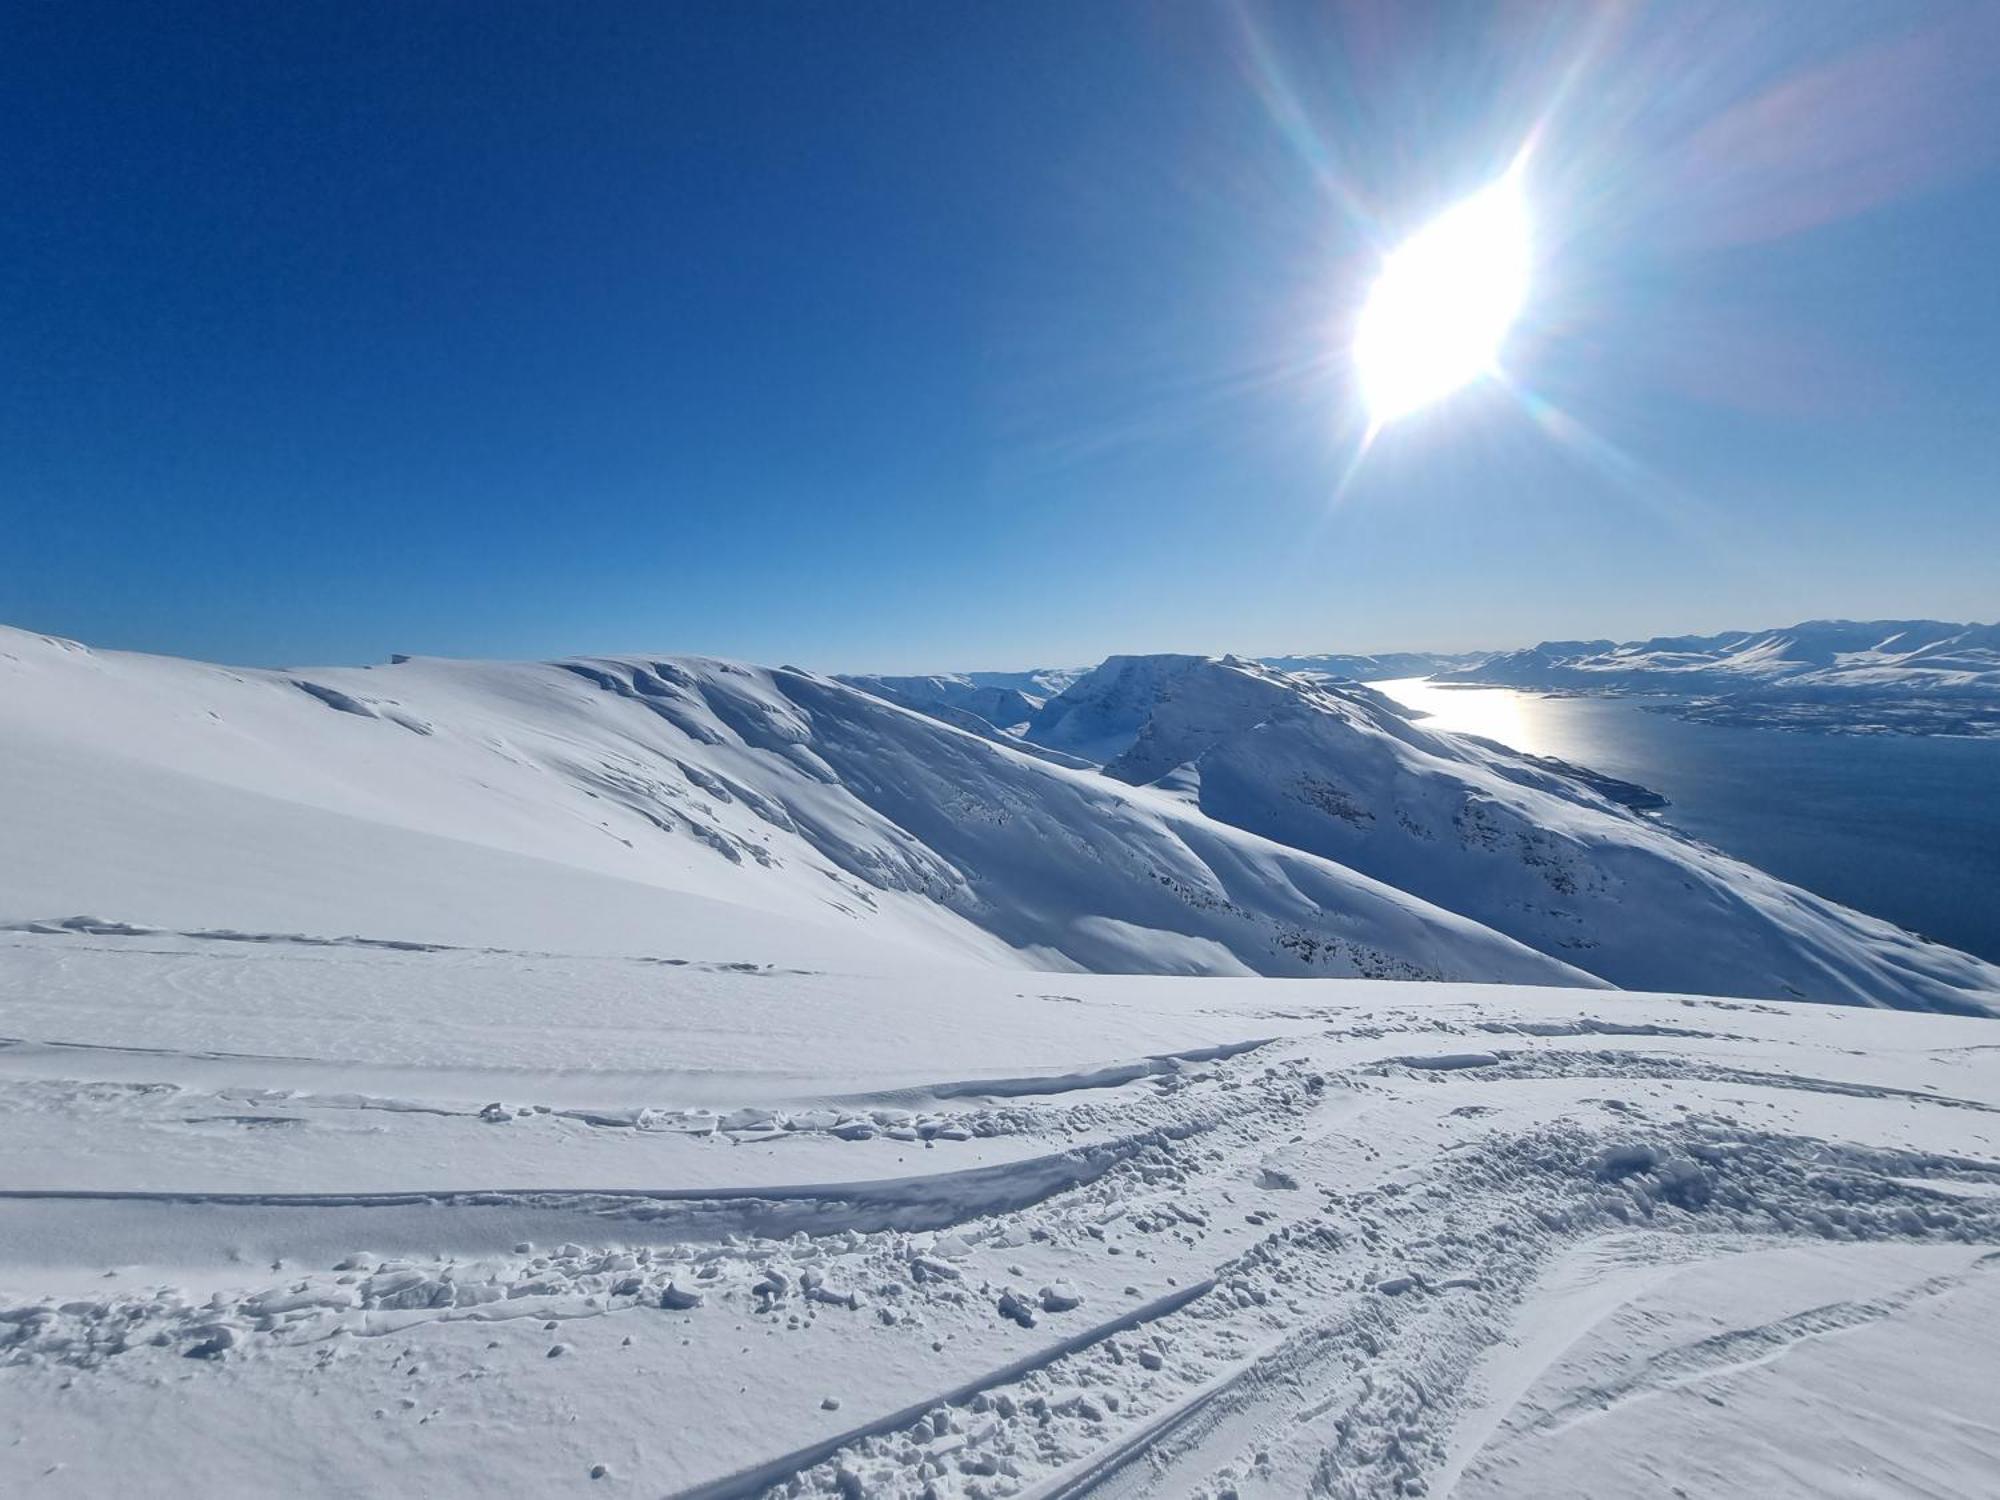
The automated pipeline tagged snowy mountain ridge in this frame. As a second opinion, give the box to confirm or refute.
[1019,654,1996,1011]
[4,624,2000,1500]
[845,617,2000,740]
[0,625,1588,988]
[3,624,1993,1013]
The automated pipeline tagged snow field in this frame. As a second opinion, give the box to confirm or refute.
[3,928,1997,1497]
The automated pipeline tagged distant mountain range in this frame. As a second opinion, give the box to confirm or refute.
[850,620,2000,739]
[1257,650,1487,680]
[1431,619,2000,735]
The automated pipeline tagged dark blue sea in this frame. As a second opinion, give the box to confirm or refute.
[1376,679,2000,964]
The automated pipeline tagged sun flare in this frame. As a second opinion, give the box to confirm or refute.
[1355,172,1532,425]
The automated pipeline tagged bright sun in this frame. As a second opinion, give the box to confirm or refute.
[1354,172,1531,426]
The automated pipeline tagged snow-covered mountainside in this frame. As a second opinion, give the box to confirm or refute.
[4,625,1998,1500]
[1024,655,1998,1014]
[833,673,1098,761]
[0,626,1588,986]
[1436,619,2000,736]
[838,674,1046,734]
[2,931,1997,1500]
[4,627,1992,1011]
[839,669,1090,730]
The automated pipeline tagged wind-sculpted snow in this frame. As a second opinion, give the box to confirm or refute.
[1025,654,2000,1012]
[0,929,1996,1499]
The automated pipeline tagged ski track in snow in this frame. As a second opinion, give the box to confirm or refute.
[1486,1250,2000,1448]
[2,630,1998,1496]
[2,928,1998,1498]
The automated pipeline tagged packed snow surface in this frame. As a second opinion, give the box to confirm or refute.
[3,927,1998,1499]
[3,625,1999,1497]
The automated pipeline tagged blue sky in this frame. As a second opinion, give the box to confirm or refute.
[4,1,1998,671]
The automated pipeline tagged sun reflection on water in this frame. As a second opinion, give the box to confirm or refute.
[1369,677,1546,754]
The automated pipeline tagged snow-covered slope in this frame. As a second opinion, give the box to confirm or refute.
[0,626,1591,987]
[837,675,1043,734]
[1,926,1996,1500]
[6,627,1992,1010]
[1437,619,2000,735]
[834,673,1096,762]
[839,669,1089,727]
[3,626,1997,1500]
[1025,655,1999,1013]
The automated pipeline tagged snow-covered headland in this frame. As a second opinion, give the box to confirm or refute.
[2,624,1996,1498]
[1433,618,2000,737]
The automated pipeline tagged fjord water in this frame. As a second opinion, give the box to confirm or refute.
[1375,679,2000,964]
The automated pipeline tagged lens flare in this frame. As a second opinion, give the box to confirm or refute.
[1355,173,1532,424]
